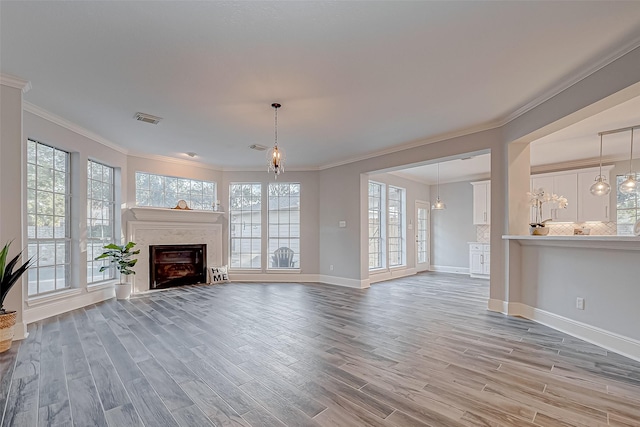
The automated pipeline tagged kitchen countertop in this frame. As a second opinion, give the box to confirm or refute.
[503,234,640,250]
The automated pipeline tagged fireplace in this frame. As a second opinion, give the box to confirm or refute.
[149,244,207,289]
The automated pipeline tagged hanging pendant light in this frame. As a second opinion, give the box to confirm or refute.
[432,163,446,210]
[619,128,637,194]
[590,133,611,196]
[267,103,285,179]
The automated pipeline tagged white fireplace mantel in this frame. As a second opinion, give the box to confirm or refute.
[126,208,223,294]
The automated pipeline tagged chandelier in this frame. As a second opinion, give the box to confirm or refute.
[267,103,285,178]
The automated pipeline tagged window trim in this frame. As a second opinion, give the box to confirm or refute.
[135,171,217,211]
[387,185,406,267]
[229,182,263,270]
[368,181,385,270]
[87,159,116,284]
[267,182,301,271]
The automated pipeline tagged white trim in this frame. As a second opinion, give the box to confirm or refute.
[24,287,115,325]
[26,288,82,307]
[23,102,128,154]
[430,265,470,275]
[369,267,417,284]
[87,280,117,292]
[12,321,29,341]
[500,38,640,127]
[510,303,640,363]
[488,298,508,314]
[317,274,370,289]
[0,73,31,93]
[128,207,224,222]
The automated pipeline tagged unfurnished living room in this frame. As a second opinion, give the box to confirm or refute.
[1,2,640,426]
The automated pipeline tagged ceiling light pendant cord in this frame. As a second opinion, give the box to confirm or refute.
[437,163,440,199]
[274,105,278,149]
[630,128,634,176]
[598,134,603,177]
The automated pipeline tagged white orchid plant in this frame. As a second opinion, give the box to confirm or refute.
[527,188,568,227]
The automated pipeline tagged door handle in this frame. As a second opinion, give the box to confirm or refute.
[605,205,609,219]
[480,254,484,264]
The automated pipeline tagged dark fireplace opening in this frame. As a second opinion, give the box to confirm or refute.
[149,244,207,290]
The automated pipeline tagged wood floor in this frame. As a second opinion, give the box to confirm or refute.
[1,272,640,427]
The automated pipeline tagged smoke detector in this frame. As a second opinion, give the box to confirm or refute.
[134,112,162,125]
[249,144,268,151]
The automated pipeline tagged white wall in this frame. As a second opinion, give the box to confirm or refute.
[430,180,477,272]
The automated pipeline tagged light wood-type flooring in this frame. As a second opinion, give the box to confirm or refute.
[1,272,640,426]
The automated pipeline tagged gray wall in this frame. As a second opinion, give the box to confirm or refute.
[430,180,477,270]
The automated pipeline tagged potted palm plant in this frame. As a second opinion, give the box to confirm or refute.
[0,241,33,353]
[95,242,140,299]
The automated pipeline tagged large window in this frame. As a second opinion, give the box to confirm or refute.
[26,139,70,296]
[87,160,116,283]
[368,182,384,269]
[616,173,640,235]
[229,183,262,269]
[388,186,406,267]
[268,183,300,269]
[135,172,216,210]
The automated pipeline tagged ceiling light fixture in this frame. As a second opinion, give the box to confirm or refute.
[267,103,285,178]
[589,134,610,196]
[619,126,638,194]
[432,163,446,210]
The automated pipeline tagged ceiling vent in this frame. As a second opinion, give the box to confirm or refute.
[134,112,162,125]
[249,144,268,151]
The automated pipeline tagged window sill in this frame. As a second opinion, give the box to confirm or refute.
[87,280,118,292]
[27,288,82,307]
[228,269,262,273]
[266,269,301,274]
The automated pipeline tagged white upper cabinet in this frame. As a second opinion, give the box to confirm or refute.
[577,167,613,222]
[531,166,613,224]
[471,181,490,225]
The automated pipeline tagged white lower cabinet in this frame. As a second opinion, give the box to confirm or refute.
[469,243,490,278]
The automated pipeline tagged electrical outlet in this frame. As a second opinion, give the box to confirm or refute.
[576,297,585,310]
[330,264,334,271]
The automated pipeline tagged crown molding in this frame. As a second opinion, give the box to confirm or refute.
[318,119,502,171]
[23,101,128,154]
[221,165,320,173]
[0,73,31,93]
[531,155,626,174]
[499,38,640,127]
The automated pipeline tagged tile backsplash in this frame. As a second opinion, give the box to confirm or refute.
[475,222,617,241]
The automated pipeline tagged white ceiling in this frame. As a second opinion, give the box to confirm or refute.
[391,95,640,185]
[2,2,640,169]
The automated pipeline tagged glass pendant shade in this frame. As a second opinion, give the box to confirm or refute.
[431,198,446,210]
[590,176,611,196]
[267,102,285,178]
[619,173,638,194]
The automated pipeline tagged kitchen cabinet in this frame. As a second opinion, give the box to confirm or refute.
[577,168,612,222]
[469,243,490,278]
[531,173,577,223]
[471,181,490,225]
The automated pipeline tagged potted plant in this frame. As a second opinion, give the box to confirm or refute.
[95,242,140,299]
[527,189,568,235]
[0,241,33,353]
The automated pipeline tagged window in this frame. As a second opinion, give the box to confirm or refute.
[229,183,262,269]
[87,160,115,283]
[388,186,406,267]
[616,173,640,235]
[135,172,216,210]
[26,139,70,296]
[268,183,300,269]
[368,182,384,269]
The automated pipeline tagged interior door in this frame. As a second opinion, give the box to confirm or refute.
[415,201,430,272]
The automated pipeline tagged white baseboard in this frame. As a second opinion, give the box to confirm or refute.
[489,300,640,362]
[488,298,508,314]
[317,274,370,289]
[12,321,29,340]
[369,267,417,284]
[430,265,470,275]
[24,287,115,325]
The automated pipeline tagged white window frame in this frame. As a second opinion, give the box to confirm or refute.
[388,185,406,267]
[368,181,385,270]
[135,172,216,210]
[26,139,71,296]
[616,173,640,235]
[267,183,301,270]
[87,160,116,284]
[229,183,262,270]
